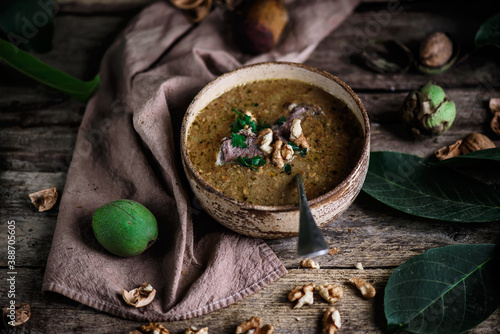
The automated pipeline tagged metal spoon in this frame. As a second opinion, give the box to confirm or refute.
[295,174,329,258]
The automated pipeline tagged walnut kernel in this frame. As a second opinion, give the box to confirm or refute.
[271,140,284,168]
[317,283,343,304]
[322,306,341,334]
[140,322,169,334]
[300,259,320,269]
[289,119,309,148]
[434,139,462,160]
[349,277,376,299]
[185,326,208,334]
[257,128,274,155]
[235,316,274,334]
[288,283,315,309]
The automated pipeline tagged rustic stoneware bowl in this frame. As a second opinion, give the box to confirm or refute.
[180,62,370,239]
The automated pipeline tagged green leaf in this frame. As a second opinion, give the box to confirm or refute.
[287,141,308,156]
[275,115,287,126]
[237,156,266,171]
[0,38,100,102]
[385,244,500,334]
[231,108,257,133]
[430,147,500,166]
[251,156,266,167]
[283,163,291,175]
[362,151,500,222]
[231,133,247,148]
[475,12,500,48]
[0,0,54,53]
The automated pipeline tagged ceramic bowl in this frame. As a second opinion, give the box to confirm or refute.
[180,62,370,239]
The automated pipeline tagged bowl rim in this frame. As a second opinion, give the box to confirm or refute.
[180,61,370,212]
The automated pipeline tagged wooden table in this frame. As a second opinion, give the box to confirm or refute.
[1,1,499,333]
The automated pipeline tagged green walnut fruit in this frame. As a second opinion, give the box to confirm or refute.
[401,82,456,138]
[92,199,158,257]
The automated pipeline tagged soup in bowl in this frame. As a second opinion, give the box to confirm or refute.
[180,62,370,238]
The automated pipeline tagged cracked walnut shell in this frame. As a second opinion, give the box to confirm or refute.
[29,187,58,212]
[122,282,156,308]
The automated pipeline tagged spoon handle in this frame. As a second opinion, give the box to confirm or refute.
[295,174,329,258]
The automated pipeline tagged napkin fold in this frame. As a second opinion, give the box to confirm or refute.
[42,0,359,321]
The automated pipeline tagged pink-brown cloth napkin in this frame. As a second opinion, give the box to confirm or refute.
[42,0,360,321]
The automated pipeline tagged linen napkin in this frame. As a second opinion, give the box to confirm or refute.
[42,0,360,321]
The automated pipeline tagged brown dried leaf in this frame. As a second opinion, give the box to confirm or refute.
[434,139,462,160]
[29,187,58,212]
[3,303,31,327]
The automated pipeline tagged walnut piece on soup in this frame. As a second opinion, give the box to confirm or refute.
[186,79,364,206]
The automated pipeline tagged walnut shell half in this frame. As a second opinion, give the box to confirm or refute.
[122,283,156,308]
[29,187,58,212]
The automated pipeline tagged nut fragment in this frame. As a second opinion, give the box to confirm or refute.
[459,133,495,154]
[281,143,294,161]
[257,128,274,155]
[328,247,340,256]
[288,283,315,308]
[29,187,58,212]
[289,119,309,148]
[419,32,453,68]
[322,306,341,334]
[3,303,31,327]
[235,316,274,334]
[141,323,169,334]
[317,283,343,304]
[354,262,364,270]
[271,140,284,168]
[185,327,208,334]
[349,278,376,299]
[122,282,157,308]
[300,259,320,269]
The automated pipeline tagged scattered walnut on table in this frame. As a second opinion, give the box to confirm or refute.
[300,259,320,269]
[140,323,169,334]
[185,326,208,334]
[235,316,274,334]
[322,306,341,334]
[122,282,156,308]
[28,187,58,212]
[2,302,31,327]
[354,262,364,271]
[328,247,340,256]
[288,283,315,309]
[349,277,376,299]
[317,283,343,304]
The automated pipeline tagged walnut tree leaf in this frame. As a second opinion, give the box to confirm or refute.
[362,151,500,222]
[385,244,500,334]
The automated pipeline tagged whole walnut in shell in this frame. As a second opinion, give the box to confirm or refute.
[419,32,453,68]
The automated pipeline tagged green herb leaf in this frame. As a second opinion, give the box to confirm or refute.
[237,156,266,171]
[475,12,500,49]
[231,108,257,133]
[256,121,271,132]
[385,244,500,334]
[231,133,247,148]
[0,38,100,102]
[362,151,500,222]
[430,147,500,166]
[275,115,287,126]
[288,142,308,157]
[283,163,291,175]
[0,0,54,53]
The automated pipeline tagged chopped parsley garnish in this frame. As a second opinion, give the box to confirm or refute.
[256,121,271,132]
[288,141,308,157]
[283,163,292,175]
[231,133,247,148]
[275,115,287,126]
[237,156,266,171]
[231,108,257,133]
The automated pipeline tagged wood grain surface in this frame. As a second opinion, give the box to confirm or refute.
[1,1,499,333]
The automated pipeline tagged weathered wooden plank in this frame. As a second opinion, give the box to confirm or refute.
[2,171,499,269]
[1,268,498,333]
